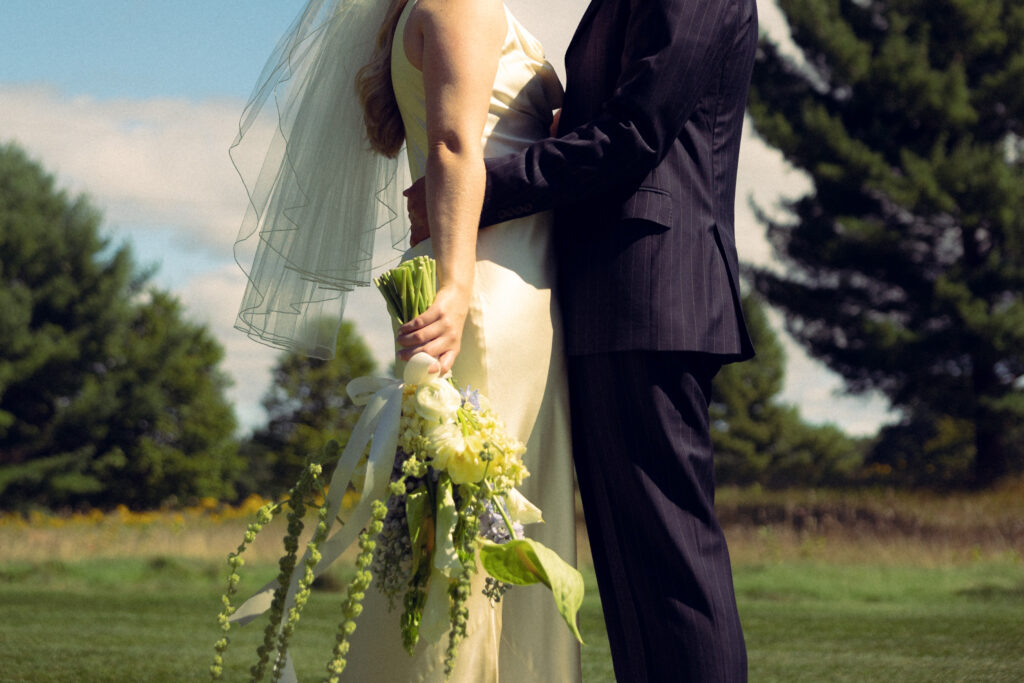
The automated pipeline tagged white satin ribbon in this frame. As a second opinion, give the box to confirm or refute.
[228,353,453,683]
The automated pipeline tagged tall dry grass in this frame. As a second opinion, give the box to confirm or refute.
[2,480,1021,568]
[716,476,1024,567]
[0,494,359,565]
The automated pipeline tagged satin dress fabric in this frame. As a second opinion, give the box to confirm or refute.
[338,3,580,682]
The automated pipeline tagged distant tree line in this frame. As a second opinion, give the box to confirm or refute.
[0,141,864,512]
[0,143,377,511]
[0,144,238,509]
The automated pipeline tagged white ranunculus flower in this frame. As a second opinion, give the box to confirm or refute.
[403,352,437,386]
[504,489,544,525]
[414,379,463,422]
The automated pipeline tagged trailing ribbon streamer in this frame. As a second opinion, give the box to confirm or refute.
[229,353,446,678]
[230,382,402,625]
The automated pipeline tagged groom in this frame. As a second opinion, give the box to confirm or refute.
[410,0,757,679]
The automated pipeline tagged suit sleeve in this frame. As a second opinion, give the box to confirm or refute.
[480,0,735,226]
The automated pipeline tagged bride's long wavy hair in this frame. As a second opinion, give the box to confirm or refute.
[357,0,411,158]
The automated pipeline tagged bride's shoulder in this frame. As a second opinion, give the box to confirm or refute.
[409,0,506,37]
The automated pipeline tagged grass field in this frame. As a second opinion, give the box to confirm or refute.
[1,485,1022,682]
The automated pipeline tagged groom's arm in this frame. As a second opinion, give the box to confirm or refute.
[479,0,749,226]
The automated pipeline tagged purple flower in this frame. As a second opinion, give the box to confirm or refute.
[478,500,522,543]
[460,385,481,411]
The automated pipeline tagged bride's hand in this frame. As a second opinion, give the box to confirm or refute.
[396,285,471,374]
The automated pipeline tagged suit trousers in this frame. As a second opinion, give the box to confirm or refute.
[568,351,747,682]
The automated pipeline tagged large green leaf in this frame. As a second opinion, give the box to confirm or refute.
[405,486,431,571]
[480,539,584,643]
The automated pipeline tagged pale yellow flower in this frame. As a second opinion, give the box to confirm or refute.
[428,423,488,484]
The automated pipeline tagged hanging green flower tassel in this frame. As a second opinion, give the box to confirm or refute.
[443,487,483,678]
[323,498,389,682]
[270,463,328,682]
[251,456,322,682]
[210,501,276,680]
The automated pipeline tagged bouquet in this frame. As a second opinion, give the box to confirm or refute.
[211,256,583,683]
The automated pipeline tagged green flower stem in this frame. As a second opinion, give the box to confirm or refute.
[271,464,327,682]
[443,489,483,679]
[374,256,437,325]
[252,459,321,682]
[210,502,276,680]
[323,499,389,683]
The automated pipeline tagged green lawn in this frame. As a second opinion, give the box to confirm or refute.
[1,557,1021,682]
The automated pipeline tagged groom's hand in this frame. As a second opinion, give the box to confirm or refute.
[404,179,430,246]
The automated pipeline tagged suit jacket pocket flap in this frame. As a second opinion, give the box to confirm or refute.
[620,187,673,229]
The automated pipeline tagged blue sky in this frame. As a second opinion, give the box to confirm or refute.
[0,1,297,100]
[0,0,894,435]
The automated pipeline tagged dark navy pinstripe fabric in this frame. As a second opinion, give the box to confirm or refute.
[480,1,758,680]
[482,0,757,360]
[570,352,747,682]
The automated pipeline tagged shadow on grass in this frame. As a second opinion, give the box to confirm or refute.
[956,580,1024,601]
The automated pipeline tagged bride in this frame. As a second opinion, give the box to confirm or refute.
[233,0,579,680]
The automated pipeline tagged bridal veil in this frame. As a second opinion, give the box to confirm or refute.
[232,0,409,359]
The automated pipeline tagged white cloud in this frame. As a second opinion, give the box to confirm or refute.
[0,84,247,252]
[770,316,898,436]
[735,120,813,268]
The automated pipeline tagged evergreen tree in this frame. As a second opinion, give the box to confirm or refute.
[747,0,1024,485]
[0,143,239,509]
[711,293,865,486]
[240,321,378,497]
[711,294,786,482]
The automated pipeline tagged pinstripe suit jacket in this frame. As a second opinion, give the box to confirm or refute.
[481,0,757,359]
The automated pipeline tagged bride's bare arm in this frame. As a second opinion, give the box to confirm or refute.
[396,0,506,373]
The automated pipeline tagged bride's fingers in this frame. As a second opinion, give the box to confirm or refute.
[396,317,449,354]
[435,350,457,375]
[398,336,459,366]
[397,321,446,352]
[396,287,468,366]
[417,344,459,373]
[397,308,441,337]
[396,318,461,360]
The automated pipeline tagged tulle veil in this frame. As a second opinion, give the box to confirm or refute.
[232,0,410,359]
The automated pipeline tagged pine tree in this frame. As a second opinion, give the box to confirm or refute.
[0,143,239,509]
[240,321,378,497]
[711,293,866,486]
[748,0,1024,486]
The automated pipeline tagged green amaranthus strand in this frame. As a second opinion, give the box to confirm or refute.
[323,498,390,682]
[252,456,322,682]
[271,463,329,682]
[210,501,277,680]
[443,488,483,678]
[398,457,433,655]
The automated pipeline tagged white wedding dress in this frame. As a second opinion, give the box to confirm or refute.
[339,2,580,682]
